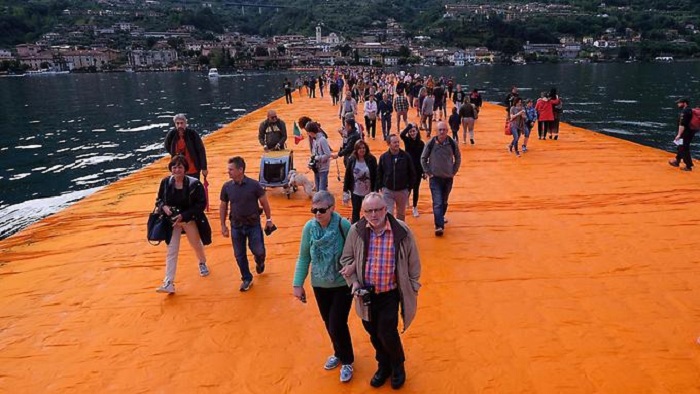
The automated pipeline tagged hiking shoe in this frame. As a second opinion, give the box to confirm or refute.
[340,364,354,383]
[156,281,175,294]
[239,279,253,292]
[199,262,210,277]
[554,135,558,140]
[522,145,527,153]
[255,262,265,274]
[324,355,340,370]
[412,207,419,218]
[516,152,521,157]
[470,138,475,145]
[668,159,680,167]
[681,166,693,172]
[435,227,444,236]
[508,144,513,153]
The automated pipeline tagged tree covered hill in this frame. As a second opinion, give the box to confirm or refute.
[1,0,699,57]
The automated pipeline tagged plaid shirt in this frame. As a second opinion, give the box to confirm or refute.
[394,95,409,113]
[364,220,397,293]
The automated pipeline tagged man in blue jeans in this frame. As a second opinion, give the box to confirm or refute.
[421,121,461,236]
[220,156,276,291]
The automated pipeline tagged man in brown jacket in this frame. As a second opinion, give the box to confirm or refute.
[340,192,421,389]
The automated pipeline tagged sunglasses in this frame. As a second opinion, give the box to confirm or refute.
[310,205,333,214]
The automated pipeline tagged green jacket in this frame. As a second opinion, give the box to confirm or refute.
[293,212,351,288]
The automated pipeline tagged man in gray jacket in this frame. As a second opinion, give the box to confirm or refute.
[421,121,461,236]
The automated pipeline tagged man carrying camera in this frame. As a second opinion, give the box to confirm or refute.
[306,122,332,191]
[339,192,421,390]
[220,156,275,292]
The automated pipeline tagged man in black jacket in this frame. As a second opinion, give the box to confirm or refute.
[333,118,362,167]
[376,134,416,221]
[163,114,208,180]
[669,98,697,171]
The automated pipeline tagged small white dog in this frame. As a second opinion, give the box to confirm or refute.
[287,169,315,198]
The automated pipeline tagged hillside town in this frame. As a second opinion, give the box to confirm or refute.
[1,1,698,73]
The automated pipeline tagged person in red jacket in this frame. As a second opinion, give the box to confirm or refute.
[535,91,561,140]
[534,92,548,140]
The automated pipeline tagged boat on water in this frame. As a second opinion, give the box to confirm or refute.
[207,68,219,78]
[26,69,70,76]
[654,56,674,62]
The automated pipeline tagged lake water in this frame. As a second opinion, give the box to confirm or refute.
[1,63,699,238]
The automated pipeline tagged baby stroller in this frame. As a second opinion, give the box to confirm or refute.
[259,149,296,198]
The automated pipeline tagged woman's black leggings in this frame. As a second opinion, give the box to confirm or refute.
[410,174,422,208]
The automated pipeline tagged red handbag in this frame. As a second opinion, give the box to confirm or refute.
[504,120,512,135]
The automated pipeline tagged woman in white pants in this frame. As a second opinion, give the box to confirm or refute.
[155,155,212,294]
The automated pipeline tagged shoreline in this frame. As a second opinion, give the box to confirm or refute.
[2,90,700,392]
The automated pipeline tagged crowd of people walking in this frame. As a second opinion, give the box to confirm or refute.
[151,66,669,390]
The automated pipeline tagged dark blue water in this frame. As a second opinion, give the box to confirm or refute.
[1,63,699,238]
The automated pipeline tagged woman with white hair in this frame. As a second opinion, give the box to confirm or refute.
[293,191,355,383]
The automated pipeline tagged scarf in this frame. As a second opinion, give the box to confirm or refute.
[309,212,343,283]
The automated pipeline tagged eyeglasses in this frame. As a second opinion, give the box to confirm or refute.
[363,207,386,214]
[310,205,333,214]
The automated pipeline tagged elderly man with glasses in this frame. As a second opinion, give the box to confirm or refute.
[258,110,287,151]
[339,192,421,389]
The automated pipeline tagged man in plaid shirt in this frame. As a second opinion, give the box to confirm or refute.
[393,90,410,132]
[339,192,421,390]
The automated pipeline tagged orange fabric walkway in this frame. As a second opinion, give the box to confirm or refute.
[2,90,700,393]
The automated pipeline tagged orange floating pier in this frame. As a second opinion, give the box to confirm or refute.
[2,91,700,393]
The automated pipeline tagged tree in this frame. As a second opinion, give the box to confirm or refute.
[398,45,411,58]
[254,46,268,57]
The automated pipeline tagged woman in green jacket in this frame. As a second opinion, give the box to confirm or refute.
[293,191,354,383]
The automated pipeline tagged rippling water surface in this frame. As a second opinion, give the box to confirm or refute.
[1,63,699,238]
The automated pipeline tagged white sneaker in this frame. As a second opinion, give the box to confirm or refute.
[156,281,175,294]
[412,207,419,217]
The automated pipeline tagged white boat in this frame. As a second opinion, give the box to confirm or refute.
[207,68,219,78]
[26,69,69,76]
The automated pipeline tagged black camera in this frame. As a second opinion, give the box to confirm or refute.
[167,207,181,224]
[307,155,317,170]
[356,285,375,306]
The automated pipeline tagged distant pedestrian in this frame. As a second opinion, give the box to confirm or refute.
[377,134,416,221]
[164,114,208,181]
[343,140,378,223]
[400,123,425,218]
[378,93,393,141]
[393,90,409,132]
[420,90,435,137]
[458,100,477,145]
[448,107,461,143]
[284,78,293,104]
[421,122,460,236]
[668,98,698,171]
[508,97,526,157]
